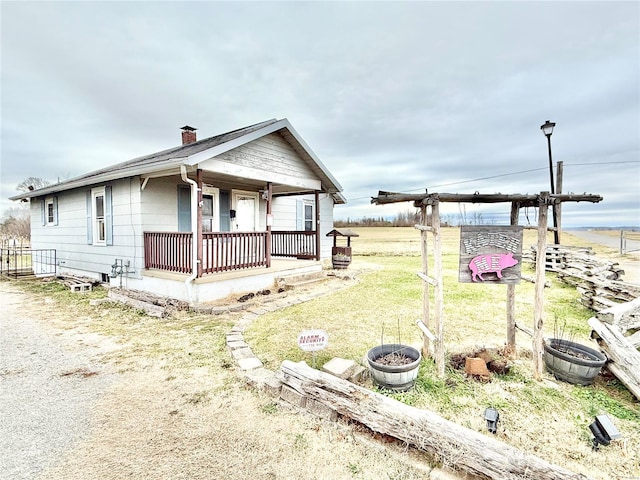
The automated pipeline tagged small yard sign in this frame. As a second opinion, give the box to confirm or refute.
[297,329,329,352]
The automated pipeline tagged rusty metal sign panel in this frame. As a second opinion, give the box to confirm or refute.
[458,226,523,284]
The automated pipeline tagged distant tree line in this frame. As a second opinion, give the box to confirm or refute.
[335,209,442,227]
[335,207,494,228]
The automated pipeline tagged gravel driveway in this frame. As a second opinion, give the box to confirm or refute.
[0,284,115,480]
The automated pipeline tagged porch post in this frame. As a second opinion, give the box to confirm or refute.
[315,191,321,261]
[266,182,272,268]
[196,169,203,278]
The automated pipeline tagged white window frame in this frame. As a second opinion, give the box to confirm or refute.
[202,185,220,232]
[45,198,56,226]
[92,186,106,245]
[303,200,314,232]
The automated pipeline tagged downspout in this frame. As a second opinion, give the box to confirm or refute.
[181,165,200,303]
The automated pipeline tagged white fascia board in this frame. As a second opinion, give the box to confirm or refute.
[185,120,289,166]
[199,158,321,191]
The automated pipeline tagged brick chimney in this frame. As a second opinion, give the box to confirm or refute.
[181,125,197,145]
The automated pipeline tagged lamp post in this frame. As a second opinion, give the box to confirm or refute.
[540,120,559,244]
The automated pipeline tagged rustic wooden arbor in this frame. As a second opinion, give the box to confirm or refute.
[371,191,603,379]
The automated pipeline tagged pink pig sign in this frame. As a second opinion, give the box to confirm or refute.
[458,226,523,284]
[469,252,518,282]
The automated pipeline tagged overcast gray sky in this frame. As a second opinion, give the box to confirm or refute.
[2,1,639,227]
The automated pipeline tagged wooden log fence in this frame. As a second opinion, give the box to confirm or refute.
[587,297,640,400]
[526,245,640,311]
[278,360,593,480]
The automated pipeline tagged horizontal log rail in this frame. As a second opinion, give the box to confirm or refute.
[144,230,317,275]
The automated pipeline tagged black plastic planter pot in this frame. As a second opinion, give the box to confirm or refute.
[367,344,421,392]
[544,338,607,386]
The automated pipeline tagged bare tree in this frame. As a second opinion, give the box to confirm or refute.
[0,213,30,239]
[16,177,51,193]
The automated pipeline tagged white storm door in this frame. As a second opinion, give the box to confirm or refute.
[234,192,258,231]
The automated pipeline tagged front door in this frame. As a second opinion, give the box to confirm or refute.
[235,194,256,231]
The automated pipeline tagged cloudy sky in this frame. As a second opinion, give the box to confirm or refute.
[2,1,638,227]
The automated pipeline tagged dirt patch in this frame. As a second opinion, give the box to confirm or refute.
[373,351,415,366]
[450,347,514,381]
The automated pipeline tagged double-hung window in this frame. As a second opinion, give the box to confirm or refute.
[87,186,113,245]
[304,203,314,231]
[42,197,58,226]
[296,199,315,232]
[93,188,106,244]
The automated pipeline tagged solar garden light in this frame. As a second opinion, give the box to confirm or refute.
[589,414,622,450]
[484,407,499,434]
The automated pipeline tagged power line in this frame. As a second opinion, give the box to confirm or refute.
[346,160,640,202]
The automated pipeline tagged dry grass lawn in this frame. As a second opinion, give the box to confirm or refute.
[1,280,445,480]
[2,226,639,480]
[246,227,640,480]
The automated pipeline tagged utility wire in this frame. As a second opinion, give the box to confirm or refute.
[347,160,640,202]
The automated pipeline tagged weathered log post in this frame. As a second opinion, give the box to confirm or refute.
[533,193,550,380]
[278,360,593,480]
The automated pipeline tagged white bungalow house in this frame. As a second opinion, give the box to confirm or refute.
[10,118,346,304]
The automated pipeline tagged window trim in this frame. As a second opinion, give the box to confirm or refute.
[42,196,58,226]
[87,186,113,246]
[303,201,314,232]
[202,185,220,232]
[92,187,107,245]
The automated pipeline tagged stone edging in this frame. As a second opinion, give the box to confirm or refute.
[225,285,348,420]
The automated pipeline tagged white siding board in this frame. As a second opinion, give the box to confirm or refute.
[270,194,335,259]
[271,197,297,230]
[140,177,181,231]
[30,178,145,279]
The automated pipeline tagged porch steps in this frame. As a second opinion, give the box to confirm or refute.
[275,271,328,290]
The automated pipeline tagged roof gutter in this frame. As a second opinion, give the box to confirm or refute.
[9,159,188,201]
[181,165,200,304]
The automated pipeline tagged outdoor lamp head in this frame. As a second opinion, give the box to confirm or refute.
[540,120,556,137]
[484,407,499,434]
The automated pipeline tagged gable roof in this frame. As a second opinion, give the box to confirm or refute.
[10,118,345,203]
